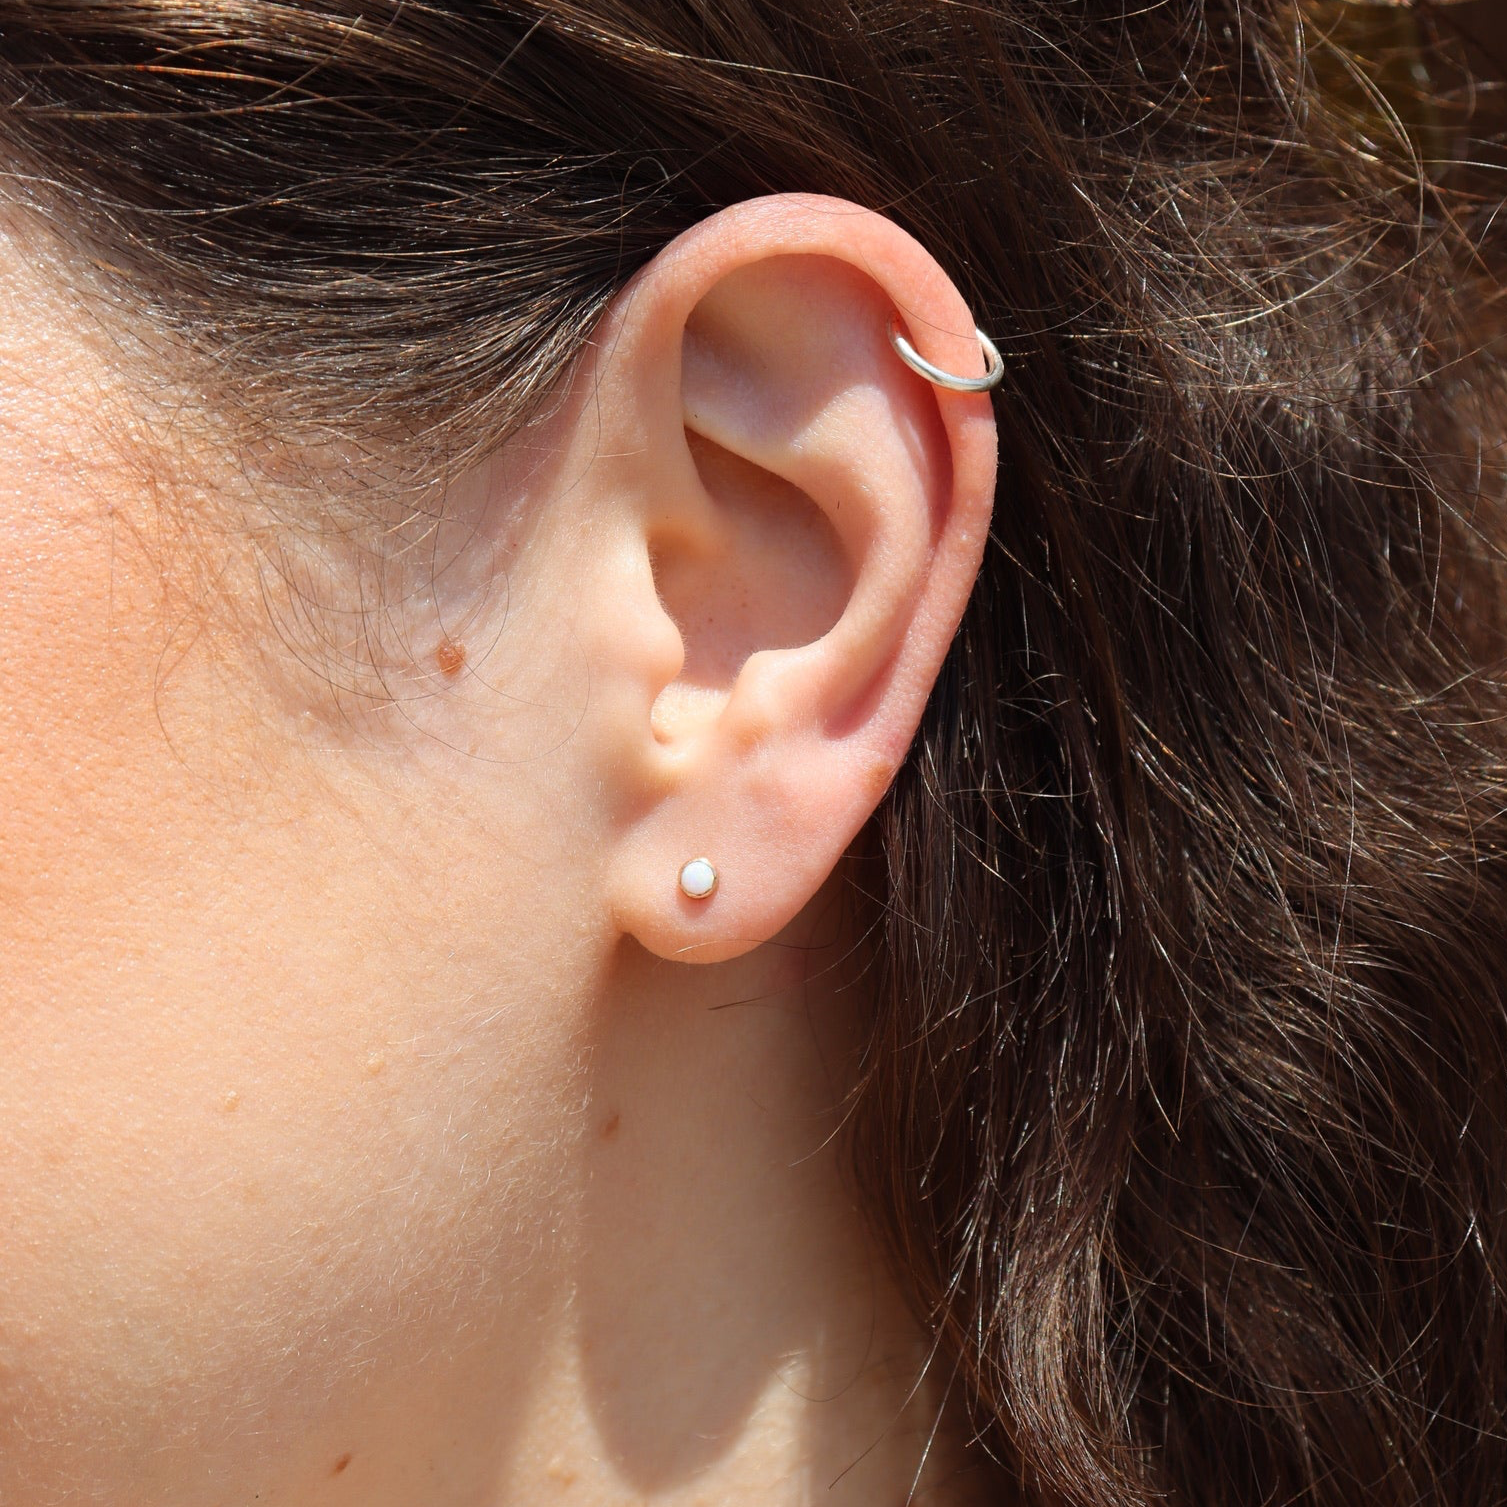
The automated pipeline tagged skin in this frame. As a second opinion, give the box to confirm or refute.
[0,194,1001,1505]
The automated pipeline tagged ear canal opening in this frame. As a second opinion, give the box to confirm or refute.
[647,427,852,744]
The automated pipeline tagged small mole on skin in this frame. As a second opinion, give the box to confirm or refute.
[364,1054,386,1078]
[545,1457,577,1486]
[862,756,896,802]
[600,1111,621,1141]
[435,638,467,677]
[331,1453,353,1476]
[221,1090,241,1113]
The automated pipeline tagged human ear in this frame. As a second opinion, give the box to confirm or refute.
[570,193,997,963]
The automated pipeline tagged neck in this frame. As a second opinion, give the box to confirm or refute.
[502,876,1000,1507]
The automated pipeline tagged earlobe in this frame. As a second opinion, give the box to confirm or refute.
[579,194,998,964]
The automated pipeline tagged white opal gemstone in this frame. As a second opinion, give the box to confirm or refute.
[678,857,718,899]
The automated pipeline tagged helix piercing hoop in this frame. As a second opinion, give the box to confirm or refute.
[678,858,718,900]
[887,312,1005,393]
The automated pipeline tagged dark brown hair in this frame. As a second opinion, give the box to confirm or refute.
[4,2,1507,1502]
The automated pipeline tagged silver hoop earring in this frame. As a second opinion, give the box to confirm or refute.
[678,858,718,900]
[887,313,1005,393]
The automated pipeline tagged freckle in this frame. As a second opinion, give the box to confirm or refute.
[331,1452,353,1476]
[863,757,895,802]
[364,1054,386,1078]
[600,1111,621,1141]
[221,1090,241,1113]
[435,638,467,677]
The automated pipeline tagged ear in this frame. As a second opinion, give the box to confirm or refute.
[571,193,997,963]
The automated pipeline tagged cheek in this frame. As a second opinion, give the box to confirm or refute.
[0,752,596,1501]
[0,973,584,1502]
[0,441,597,1498]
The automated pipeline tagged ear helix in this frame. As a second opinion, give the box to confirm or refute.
[678,858,718,900]
[658,309,997,931]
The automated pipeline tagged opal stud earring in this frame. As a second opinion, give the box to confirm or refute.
[678,857,718,900]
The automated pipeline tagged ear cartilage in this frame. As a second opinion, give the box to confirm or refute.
[678,858,718,900]
[887,312,1006,393]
